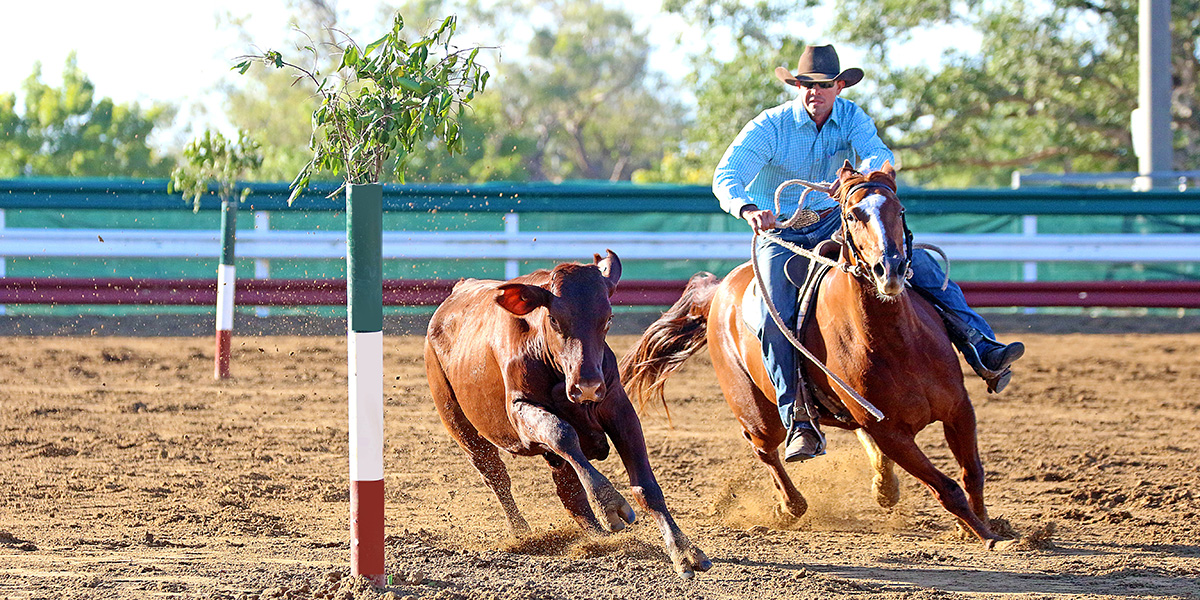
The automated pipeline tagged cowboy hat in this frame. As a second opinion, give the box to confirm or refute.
[775,45,864,88]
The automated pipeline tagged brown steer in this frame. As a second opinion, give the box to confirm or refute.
[423,250,711,578]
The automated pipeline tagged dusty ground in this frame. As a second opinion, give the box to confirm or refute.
[1,329,1198,599]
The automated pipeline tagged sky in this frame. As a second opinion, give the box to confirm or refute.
[1,1,974,150]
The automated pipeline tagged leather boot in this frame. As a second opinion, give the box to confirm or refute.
[954,328,1024,393]
[784,420,826,463]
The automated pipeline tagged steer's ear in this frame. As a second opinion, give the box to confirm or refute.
[594,249,621,295]
[496,283,554,316]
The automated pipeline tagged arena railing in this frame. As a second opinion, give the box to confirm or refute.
[2,178,1200,308]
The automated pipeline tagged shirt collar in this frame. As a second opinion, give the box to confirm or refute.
[792,97,843,129]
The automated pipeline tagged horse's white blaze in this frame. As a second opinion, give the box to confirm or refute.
[861,194,889,254]
[349,330,385,481]
[216,264,236,331]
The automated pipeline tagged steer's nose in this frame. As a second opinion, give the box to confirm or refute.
[571,380,605,403]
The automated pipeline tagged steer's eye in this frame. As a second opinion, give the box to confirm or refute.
[603,316,612,331]
[548,315,560,330]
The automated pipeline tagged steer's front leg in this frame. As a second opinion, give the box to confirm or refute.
[598,369,712,579]
[510,399,635,532]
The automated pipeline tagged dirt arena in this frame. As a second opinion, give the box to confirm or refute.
[1,323,1198,599]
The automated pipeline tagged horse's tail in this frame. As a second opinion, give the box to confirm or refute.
[619,272,720,421]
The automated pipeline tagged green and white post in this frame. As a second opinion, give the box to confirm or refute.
[214,197,238,379]
[346,183,386,584]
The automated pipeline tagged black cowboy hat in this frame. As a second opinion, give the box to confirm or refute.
[775,45,864,88]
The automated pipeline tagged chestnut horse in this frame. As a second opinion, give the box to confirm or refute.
[621,163,1003,546]
[424,251,711,578]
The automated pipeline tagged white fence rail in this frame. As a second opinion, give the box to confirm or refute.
[2,227,1200,263]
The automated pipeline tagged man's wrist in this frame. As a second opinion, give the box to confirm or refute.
[738,204,756,219]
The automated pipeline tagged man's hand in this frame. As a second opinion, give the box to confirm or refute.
[742,208,778,233]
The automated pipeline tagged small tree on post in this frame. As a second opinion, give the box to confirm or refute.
[169,130,263,380]
[235,12,488,586]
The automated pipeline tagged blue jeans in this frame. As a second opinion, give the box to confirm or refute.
[908,248,995,339]
[757,215,994,430]
[755,214,841,430]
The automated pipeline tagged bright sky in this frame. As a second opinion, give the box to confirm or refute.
[1,1,974,150]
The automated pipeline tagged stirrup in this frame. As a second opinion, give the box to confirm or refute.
[985,368,1013,394]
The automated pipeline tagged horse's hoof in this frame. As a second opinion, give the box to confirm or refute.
[872,475,900,509]
[776,498,807,523]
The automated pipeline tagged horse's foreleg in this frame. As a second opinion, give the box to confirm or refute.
[942,403,989,524]
[867,426,1002,544]
[542,452,606,534]
[744,430,809,519]
[510,401,635,532]
[599,389,712,579]
[854,428,900,509]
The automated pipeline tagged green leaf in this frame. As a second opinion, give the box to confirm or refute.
[365,34,390,56]
[341,45,360,70]
[396,77,421,92]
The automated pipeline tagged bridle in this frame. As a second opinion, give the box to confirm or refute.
[834,180,915,285]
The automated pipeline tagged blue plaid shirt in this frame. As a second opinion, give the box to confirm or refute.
[712,97,894,219]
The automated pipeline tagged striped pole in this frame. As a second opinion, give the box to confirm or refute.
[214,197,238,379]
[346,183,386,585]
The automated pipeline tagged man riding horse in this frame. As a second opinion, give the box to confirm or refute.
[712,44,1025,463]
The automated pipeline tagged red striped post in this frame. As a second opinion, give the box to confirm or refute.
[215,197,238,379]
[347,183,386,584]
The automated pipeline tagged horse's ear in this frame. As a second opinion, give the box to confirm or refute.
[496,283,554,316]
[880,160,896,178]
[594,249,621,294]
[837,159,856,180]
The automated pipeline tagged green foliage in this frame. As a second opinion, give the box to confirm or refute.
[168,130,263,211]
[665,0,1198,187]
[830,0,1200,186]
[235,12,489,200]
[0,54,172,178]
[449,0,686,182]
[637,37,806,183]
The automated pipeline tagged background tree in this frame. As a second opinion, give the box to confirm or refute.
[0,53,173,178]
[833,0,1199,186]
[639,0,822,183]
[168,129,263,211]
[219,1,338,182]
[392,0,687,182]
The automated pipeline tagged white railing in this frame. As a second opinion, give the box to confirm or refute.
[2,227,1199,263]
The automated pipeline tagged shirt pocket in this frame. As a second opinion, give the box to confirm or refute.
[827,141,852,170]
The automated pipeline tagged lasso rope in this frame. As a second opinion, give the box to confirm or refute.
[749,179,886,423]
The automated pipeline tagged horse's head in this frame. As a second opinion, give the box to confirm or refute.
[833,160,911,299]
[495,250,621,403]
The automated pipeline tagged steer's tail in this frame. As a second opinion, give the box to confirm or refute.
[619,272,721,420]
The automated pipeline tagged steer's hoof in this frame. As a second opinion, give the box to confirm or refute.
[673,545,712,579]
[604,501,636,532]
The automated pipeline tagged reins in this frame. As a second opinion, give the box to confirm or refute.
[750,178,886,423]
[747,176,957,424]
